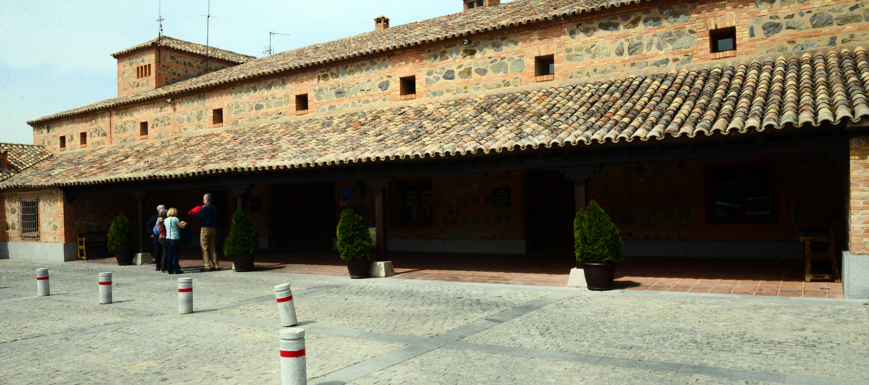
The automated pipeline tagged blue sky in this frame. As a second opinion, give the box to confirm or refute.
[0,0,498,144]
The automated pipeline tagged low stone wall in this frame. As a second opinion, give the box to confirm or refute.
[0,242,78,262]
[843,252,869,299]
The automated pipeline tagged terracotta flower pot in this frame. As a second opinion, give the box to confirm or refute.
[233,253,255,272]
[347,258,371,278]
[115,252,134,266]
[582,262,616,291]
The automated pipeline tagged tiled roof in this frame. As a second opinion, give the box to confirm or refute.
[28,0,647,124]
[5,47,868,190]
[110,35,255,64]
[0,143,53,182]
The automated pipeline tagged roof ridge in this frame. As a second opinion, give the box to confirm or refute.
[110,35,256,62]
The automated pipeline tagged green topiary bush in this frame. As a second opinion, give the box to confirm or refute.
[107,214,135,253]
[574,200,624,264]
[337,208,371,262]
[224,210,260,256]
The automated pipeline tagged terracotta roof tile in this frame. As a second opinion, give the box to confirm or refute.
[6,47,868,190]
[110,35,255,64]
[28,0,647,124]
[0,143,53,182]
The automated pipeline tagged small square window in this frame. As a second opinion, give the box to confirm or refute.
[140,121,149,137]
[400,76,416,100]
[59,136,66,149]
[710,27,737,53]
[213,108,224,127]
[80,132,87,146]
[535,55,555,82]
[296,94,309,115]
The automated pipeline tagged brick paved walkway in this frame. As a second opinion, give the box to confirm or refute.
[79,246,844,298]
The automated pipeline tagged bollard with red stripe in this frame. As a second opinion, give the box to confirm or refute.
[99,272,112,304]
[36,268,49,297]
[274,283,298,327]
[178,277,193,314]
[280,327,306,385]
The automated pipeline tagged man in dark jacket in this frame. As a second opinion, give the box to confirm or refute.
[145,204,166,271]
[195,194,220,271]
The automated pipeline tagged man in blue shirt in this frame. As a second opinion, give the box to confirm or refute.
[195,193,220,271]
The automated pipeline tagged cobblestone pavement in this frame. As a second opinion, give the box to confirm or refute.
[1,259,867,384]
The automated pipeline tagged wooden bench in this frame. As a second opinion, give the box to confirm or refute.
[77,231,108,261]
[799,227,841,283]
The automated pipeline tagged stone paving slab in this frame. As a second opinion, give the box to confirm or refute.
[463,295,869,381]
[59,270,341,311]
[350,348,773,385]
[0,316,406,384]
[216,282,550,338]
[0,297,157,344]
[0,260,169,294]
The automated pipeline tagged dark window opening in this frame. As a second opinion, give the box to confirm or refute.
[705,165,775,224]
[393,180,433,226]
[296,94,309,114]
[79,132,87,146]
[59,136,66,149]
[535,55,555,81]
[136,64,152,79]
[140,121,149,137]
[19,198,40,238]
[400,76,416,99]
[465,0,484,9]
[710,27,737,53]
[213,108,224,126]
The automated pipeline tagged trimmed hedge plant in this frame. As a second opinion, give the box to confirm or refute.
[337,208,371,262]
[574,200,624,264]
[107,214,135,253]
[223,210,260,256]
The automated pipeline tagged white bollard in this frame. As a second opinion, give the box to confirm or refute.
[280,327,306,385]
[274,283,298,327]
[36,268,49,296]
[99,272,112,304]
[178,277,193,314]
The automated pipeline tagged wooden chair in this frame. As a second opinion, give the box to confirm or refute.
[799,228,841,282]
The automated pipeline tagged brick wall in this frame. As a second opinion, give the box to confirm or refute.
[3,188,75,244]
[117,48,157,97]
[850,134,869,254]
[589,151,846,243]
[160,48,234,87]
[32,0,869,155]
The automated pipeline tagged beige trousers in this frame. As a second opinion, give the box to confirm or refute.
[201,227,218,269]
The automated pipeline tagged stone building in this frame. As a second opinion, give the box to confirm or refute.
[1,0,869,295]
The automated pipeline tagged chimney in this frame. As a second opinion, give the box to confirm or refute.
[464,0,499,11]
[375,16,390,30]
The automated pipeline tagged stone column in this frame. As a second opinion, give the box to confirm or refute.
[132,191,147,253]
[229,185,251,213]
[368,178,390,262]
[560,165,602,289]
[845,133,869,299]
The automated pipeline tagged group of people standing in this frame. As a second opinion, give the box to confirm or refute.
[145,193,221,274]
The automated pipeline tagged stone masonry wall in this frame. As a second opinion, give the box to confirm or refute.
[117,48,157,97]
[589,152,845,243]
[4,188,75,244]
[34,0,869,154]
[849,134,869,254]
[160,48,234,87]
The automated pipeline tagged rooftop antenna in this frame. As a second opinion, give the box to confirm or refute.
[200,0,217,72]
[263,31,291,56]
[157,0,165,38]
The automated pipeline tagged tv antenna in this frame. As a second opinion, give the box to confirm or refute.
[157,0,165,38]
[263,31,291,56]
[200,0,217,72]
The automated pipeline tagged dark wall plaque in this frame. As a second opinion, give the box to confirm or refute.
[493,187,511,207]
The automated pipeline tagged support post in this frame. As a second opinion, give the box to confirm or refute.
[368,178,390,262]
[132,191,147,254]
[229,185,251,213]
[560,165,602,289]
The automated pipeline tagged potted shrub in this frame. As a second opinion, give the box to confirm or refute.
[223,210,259,272]
[337,208,372,278]
[575,200,624,290]
[107,214,135,266]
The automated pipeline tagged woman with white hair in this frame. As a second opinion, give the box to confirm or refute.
[164,208,187,274]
